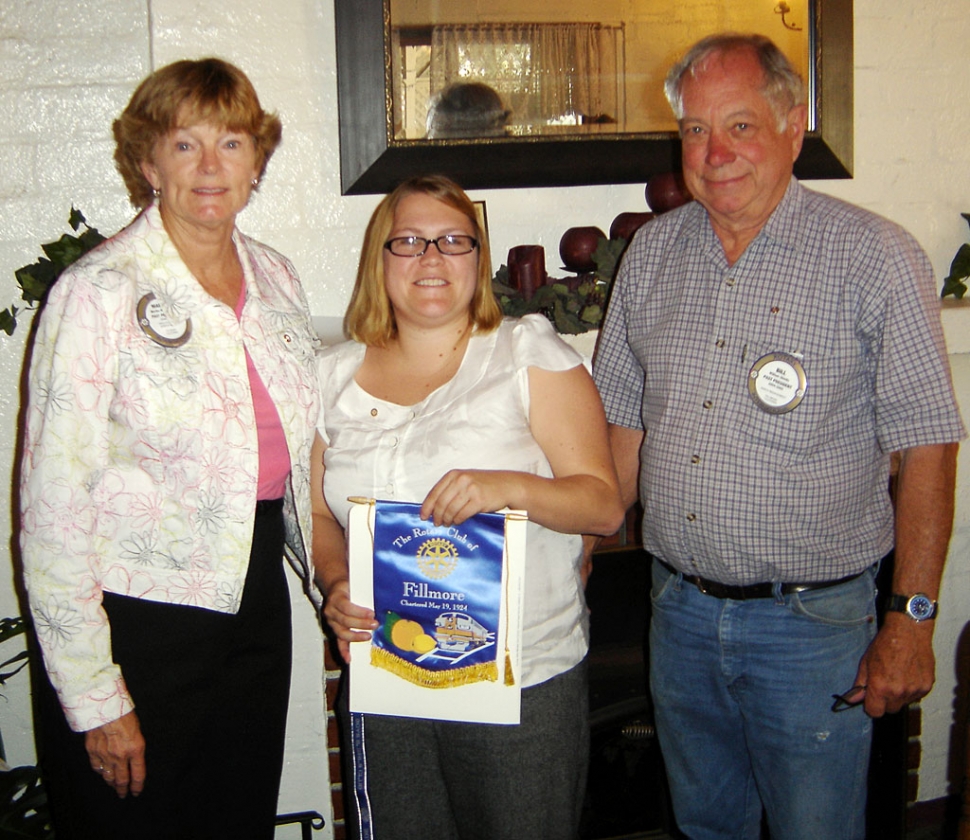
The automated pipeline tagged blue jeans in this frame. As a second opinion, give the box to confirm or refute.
[650,559,877,840]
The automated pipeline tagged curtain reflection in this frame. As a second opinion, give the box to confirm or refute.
[393,23,624,139]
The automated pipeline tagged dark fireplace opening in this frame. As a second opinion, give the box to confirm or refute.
[581,547,675,839]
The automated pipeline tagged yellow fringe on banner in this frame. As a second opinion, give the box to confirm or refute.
[371,646,499,689]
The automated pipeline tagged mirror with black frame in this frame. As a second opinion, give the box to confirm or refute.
[334,0,852,195]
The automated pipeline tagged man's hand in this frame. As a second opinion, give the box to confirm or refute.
[852,442,959,716]
[854,613,936,717]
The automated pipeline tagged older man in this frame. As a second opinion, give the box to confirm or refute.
[593,33,964,839]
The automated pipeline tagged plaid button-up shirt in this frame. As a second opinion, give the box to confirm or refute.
[594,178,965,585]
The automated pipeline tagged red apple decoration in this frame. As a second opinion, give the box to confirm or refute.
[645,172,692,214]
[610,212,655,241]
[559,226,606,273]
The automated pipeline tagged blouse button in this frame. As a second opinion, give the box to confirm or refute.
[702,400,713,410]
[370,408,378,417]
[282,332,293,344]
[691,454,701,464]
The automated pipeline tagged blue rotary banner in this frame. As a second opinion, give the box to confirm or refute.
[370,500,509,688]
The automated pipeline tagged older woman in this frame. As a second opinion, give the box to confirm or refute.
[20,58,320,839]
[312,175,624,840]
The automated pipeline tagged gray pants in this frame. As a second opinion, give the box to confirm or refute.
[342,658,589,840]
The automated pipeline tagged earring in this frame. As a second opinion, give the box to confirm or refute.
[251,178,259,187]
[152,188,161,198]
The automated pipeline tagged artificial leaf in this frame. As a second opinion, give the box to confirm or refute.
[0,650,28,686]
[0,617,28,688]
[15,263,56,305]
[0,618,25,645]
[4,210,106,335]
[591,236,627,284]
[492,279,518,297]
[0,309,16,337]
[78,227,106,252]
[551,299,587,334]
[941,275,967,300]
[501,296,528,317]
[947,243,970,280]
[42,234,86,268]
[68,206,85,231]
[942,242,970,299]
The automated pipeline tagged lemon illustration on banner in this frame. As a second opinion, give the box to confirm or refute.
[384,611,437,654]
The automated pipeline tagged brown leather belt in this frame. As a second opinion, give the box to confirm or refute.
[657,559,867,600]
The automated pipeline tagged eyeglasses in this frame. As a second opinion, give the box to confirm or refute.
[830,684,866,712]
[384,235,478,257]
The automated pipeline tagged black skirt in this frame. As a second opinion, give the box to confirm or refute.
[35,501,292,840]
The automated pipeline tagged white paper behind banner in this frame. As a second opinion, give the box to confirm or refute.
[347,500,527,724]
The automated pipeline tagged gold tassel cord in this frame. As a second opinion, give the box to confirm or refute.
[501,515,516,687]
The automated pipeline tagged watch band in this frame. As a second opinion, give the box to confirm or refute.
[885,593,938,621]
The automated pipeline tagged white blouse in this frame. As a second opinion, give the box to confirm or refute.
[317,315,589,687]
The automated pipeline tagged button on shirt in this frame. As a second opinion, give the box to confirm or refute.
[594,178,965,585]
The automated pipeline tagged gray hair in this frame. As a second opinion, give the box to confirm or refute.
[664,33,805,131]
[426,82,511,139]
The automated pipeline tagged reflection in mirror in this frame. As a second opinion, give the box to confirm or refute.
[426,82,512,139]
[390,0,812,140]
[333,0,851,194]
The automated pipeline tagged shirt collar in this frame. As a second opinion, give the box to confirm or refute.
[759,176,807,253]
[676,176,807,258]
[138,203,252,313]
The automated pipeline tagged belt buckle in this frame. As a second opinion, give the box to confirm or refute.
[695,577,711,596]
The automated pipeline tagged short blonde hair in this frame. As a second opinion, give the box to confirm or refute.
[345,175,502,347]
[113,58,282,208]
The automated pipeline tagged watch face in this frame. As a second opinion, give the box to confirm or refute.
[908,595,935,621]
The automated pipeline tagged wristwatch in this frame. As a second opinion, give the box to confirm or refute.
[886,593,938,622]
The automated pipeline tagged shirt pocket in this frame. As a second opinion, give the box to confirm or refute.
[731,321,855,464]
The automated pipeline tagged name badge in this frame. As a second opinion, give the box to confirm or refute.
[137,293,191,347]
[748,352,806,414]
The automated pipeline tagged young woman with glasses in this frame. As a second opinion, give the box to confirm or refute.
[310,175,623,840]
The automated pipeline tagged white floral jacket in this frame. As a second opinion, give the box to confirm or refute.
[19,205,322,731]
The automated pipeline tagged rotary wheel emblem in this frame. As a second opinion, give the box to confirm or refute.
[416,538,459,580]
